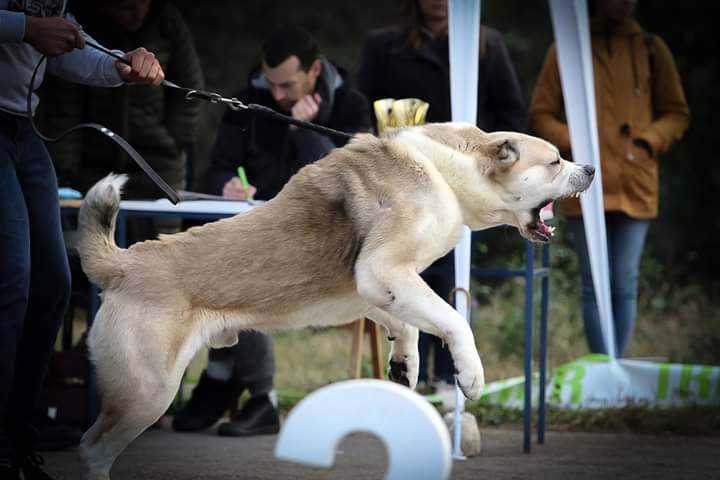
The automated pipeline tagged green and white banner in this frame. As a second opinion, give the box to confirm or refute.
[481,355,720,409]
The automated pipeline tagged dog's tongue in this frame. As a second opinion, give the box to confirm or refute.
[540,202,554,222]
[537,201,555,238]
[538,219,552,237]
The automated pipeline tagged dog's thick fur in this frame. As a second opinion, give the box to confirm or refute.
[77,123,594,479]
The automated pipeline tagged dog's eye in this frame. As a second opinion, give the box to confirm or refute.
[550,160,560,166]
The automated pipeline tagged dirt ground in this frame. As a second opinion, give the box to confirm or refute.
[42,423,719,479]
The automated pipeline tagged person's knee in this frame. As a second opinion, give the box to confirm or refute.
[612,268,640,298]
[1,255,31,309]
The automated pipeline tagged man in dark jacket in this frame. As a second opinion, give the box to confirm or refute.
[356,0,526,397]
[205,27,371,201]
[172,25,371,437]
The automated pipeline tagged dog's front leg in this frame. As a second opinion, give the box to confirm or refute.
[357,262,484,400]
[366,307,419,389]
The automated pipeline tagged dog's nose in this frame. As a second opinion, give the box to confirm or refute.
[583,165,595,177]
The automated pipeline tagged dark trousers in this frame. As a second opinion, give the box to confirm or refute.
[209,331,275,397]
[0,111,71,460]
[418,252,456,385]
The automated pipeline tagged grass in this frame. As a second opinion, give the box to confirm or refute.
[465,402,720,435]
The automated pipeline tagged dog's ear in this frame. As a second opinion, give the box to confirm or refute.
[488,138,519,166]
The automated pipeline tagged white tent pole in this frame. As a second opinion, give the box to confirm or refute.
[448,0,481,459]
[548,0,616,358]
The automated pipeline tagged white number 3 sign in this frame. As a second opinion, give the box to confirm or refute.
[275,379,452,479]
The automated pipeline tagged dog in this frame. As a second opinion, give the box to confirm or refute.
[76,123,594,478]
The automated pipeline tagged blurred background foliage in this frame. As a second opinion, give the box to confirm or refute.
[169,0,719,371]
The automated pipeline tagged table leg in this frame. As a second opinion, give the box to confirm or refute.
[538,243,550,444]
[523,242,535,453]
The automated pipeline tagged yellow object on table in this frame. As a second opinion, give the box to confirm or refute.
[373,98,429,133]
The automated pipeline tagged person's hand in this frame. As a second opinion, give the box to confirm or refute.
[222,177,257,200]
[115,47,165,85]
[291,93,322,124]
[23,16,85,57]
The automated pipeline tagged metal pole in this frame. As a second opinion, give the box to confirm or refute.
[523,242,535,453]
[538,243,550,444]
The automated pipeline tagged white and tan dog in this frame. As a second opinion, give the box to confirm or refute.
[76,123,593,479]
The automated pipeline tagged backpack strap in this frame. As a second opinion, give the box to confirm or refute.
[480,26,487,59]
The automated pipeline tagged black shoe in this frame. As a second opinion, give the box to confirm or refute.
[18,454,54,480]
[0,461,20,480]
[33,415,82,452]
[172,373,240,432]
[217,395,280,437]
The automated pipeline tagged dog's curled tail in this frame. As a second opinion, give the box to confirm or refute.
[78,174,128,289]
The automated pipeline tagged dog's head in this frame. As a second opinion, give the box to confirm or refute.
[419,124,595,242]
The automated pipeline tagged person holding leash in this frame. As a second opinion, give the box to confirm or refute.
[0,2,164,477]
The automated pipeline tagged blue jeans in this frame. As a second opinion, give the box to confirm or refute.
[0,111,71,459]
[566,212,650,357]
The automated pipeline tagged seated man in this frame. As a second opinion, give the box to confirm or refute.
[172,25,371,437]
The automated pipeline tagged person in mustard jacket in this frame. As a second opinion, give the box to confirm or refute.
[529,0,690,356]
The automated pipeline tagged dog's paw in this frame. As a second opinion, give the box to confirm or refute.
[455,357,485,400]
[387,351,418,390]
[388,360,410,387]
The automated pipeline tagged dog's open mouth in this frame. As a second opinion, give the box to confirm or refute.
[526,199,555,243]
[526,191,587,242]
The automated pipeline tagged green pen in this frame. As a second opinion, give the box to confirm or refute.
[236,166,253,201]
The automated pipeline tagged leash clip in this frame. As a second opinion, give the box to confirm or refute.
[184,89,223,103]
[223,97,248,111]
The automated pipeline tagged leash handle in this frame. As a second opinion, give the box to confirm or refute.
[85,40,129,64]
[86,41,184,92]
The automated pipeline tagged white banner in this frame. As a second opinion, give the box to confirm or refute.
[549,0,616,357]
[481,356,720,409]
[449,0,481,458]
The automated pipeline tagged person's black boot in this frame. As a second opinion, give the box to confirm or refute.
[18,454,55,480]
[172,372,240,432]
[33,415,82,452]
[217,394,280,437]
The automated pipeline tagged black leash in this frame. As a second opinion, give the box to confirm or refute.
[85,42,354,141]
[29,42,354,204]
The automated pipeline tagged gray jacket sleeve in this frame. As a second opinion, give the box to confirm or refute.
[46,13,124,87]
[0,10,26,43]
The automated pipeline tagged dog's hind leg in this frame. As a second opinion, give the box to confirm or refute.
[366,307,419,389]
[79,306,193,479]
[80,362,185,480]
